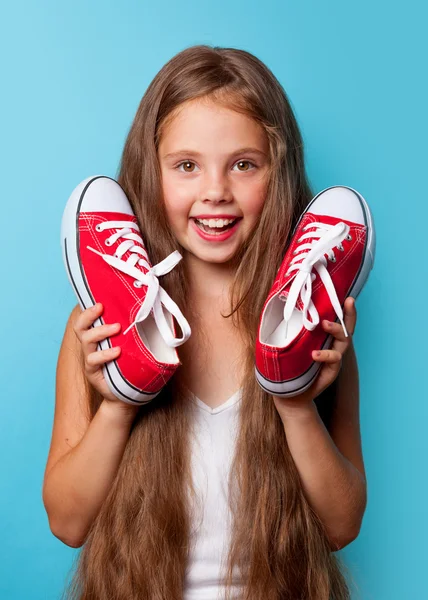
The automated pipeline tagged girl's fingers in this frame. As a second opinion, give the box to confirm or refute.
[81,322,121,347]
[85,346,121,373]
[73,303,122,365]
[322,297,357,354]
[73,303,104,342]
[342,297,357,336]
[322,319,347,340]
[312,348,342,363]
[81,322,121,359]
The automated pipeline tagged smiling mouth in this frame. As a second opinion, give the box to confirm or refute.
[191,217,240,234]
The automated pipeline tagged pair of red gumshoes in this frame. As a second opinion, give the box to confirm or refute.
[255,185,376,397]
[61,176,191,405]
[61,177,375,406]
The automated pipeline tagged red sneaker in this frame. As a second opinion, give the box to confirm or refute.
[255,185,375,397]
[61,175,191,405]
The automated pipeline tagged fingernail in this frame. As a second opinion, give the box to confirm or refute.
[315,351,321,357]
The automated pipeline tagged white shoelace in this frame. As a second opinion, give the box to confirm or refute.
[87,220,191,348]
[280,221,351,340]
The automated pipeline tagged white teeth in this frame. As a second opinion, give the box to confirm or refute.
[195,218,236,227]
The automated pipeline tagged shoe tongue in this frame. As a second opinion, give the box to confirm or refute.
[91,211,151,271]
[279,211,353,310]
[278,213,321,310]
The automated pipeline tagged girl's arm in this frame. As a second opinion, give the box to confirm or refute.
[42,306,139,548]
[273,299,366,550]
[43,400,138,548]
[278,339,366,551]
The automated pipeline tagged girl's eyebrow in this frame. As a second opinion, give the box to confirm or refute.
[162,147,267,160]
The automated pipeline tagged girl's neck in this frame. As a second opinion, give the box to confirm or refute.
[184,252,236,308]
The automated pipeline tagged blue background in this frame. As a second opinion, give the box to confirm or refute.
[1,1,426,598]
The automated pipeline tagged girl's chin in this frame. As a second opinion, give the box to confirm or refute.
[183,246,238,265]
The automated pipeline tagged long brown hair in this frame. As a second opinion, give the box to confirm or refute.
[64,44,356,599]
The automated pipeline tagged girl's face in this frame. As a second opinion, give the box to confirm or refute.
[158,97,270,265]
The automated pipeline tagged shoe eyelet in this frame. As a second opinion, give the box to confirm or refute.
[133,281,143,288]
[292,250,298,255]
[328,255,337,263]
[346,234,352,241]
[105,238,112,246]
[95,224,102,232]
[338,244,344,252]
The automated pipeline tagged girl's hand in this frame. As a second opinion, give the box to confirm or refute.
[73,303,128,406]
[273,297,357,418]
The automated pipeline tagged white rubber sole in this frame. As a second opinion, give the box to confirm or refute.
[255,185,376,397]
[61,175,164,406]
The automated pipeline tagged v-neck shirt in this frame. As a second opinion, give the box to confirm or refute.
[183,387,244,599]
[189,388,242,415]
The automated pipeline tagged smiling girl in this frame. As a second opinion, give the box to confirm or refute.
[43,45,366,599]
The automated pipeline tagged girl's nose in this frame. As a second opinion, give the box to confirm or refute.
[200,170,233,204]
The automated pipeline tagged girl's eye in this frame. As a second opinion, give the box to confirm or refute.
[233,160,256,172]
[176,161,198,173]
[175,160,256,173]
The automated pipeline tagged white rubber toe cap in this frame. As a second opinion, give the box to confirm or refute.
[309,186,366,224]
[79,176,134,215]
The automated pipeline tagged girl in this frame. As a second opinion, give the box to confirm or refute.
[43,45,367,599]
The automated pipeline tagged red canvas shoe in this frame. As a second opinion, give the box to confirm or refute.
[255,185,375,397]
[61,175,191,405]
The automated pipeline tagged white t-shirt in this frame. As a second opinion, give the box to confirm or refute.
[183,388,245,600]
